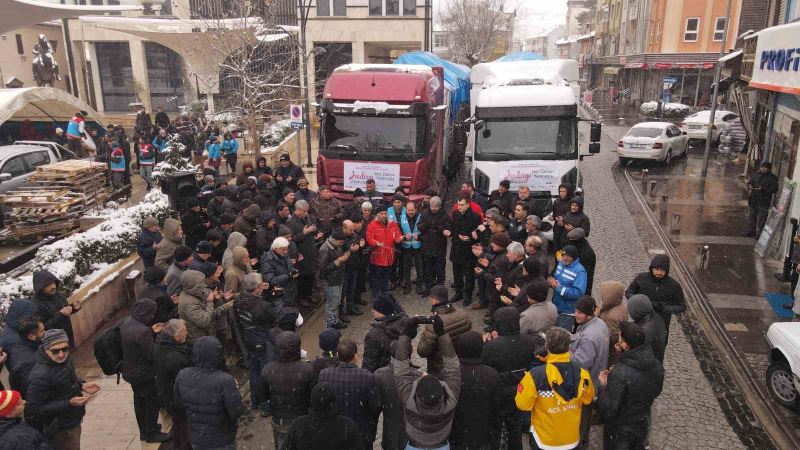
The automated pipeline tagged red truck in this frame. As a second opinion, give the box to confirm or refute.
[316,64,449,202]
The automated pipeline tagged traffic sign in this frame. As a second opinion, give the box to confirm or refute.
[290,104,303,129]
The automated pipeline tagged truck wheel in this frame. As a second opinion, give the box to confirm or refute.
[767,360,800,410]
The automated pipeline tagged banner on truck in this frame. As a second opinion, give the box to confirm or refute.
[501,162,560,192]
[344,162,400,193]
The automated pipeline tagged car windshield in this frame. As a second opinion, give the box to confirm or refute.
[475,118,576,160]
[627,128,663,138]
[321,114,425,162]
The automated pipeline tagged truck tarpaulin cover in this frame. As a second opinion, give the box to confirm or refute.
[394,51,469,122]
[496,52,545,62]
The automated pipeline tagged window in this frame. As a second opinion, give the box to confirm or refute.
[434,33,447,48]
[318,0,330,16]
[403,0,415,16]
[369,0,382,15]
[599,6,609,23]
[369,0,414,16]
[23,151,51,170]
[713,17,727,41]
[386,0,399,15]
[15,34,22,54]
[318,0,346,16]
[1,156,27,178]
[333,0,346,16]
[684,17,699,41]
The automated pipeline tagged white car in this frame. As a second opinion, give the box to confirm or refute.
[766,322,800,410]
[679,110,739,142]
[616,122,689,164]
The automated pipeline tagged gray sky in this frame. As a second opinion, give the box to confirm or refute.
[433,0,568,40]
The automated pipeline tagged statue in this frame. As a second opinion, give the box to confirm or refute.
[32,34,61,87]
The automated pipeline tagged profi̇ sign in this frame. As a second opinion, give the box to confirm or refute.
[751,21,800,95]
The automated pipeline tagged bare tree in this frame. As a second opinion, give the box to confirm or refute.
[440,0,512,65]
[576,2,597,35]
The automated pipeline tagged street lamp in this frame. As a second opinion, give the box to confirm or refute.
[700,0,733,178]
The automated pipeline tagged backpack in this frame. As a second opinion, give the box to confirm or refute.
[94,323,123,382]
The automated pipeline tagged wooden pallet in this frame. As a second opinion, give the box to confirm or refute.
[35,160,106,175]
[8,219,80,237]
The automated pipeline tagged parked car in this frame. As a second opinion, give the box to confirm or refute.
[765,322,800,410]
[679,110,739,142]
[0,141,78,194]
[616,122,689,165]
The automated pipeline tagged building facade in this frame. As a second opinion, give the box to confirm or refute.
[523,26,564,59]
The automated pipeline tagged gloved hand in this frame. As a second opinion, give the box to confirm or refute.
[402,317,419,337]
[433,315,445,337]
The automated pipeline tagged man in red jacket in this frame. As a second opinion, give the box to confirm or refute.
[366,205,403,296]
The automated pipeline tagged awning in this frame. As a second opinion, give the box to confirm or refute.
[625,63,648,69]
[604,67,621,75]
[653,63,673,69]
[719,49,743,63]
[0,87,102,126]
[0,0,140,34]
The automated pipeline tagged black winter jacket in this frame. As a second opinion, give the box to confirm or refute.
[133,278,177,324]
[181,209,207,251]
[233,292,277,352]
[286,214,319,275]
[137,227,163,268]
[450,357,502,448]
[418,208,451,256]
[152,334,193,415]
[564,196,591,236]
[121,298,158,384]
[25,349,86,434]
[625,255,686,327]
[374,365,409,450]
[0,417,53,450]
[260,249,296,305]
[282,410,364,450]
[0,299,39,395]
[312,352,339,375]
[747,170,779,208]
[572,237,597,294]
[262,332,317,421]
[174,336,245,448]
[488,189,515,216]
[31,271,75,346]
[449,208,482,263]
[598,345,664,436]
[362,313,407,372]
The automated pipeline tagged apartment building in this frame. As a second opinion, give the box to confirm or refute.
[523,26,564,59]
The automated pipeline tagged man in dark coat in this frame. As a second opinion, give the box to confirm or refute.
[286,199,321,308]
[181,198,208,251]
[451,331,502,449]
[563,195,591,239]
[262,331,317,449]
[135,266,178,324]
[275,153,305,191]
[374,351,409,450]
[362,293,407,372]
[450,196,482,304]
[206,189,230,228]
[552,183,575,251]
[488,179,515,217]
[282,382,364,450]
[0,300,40,395]
[627,294,667,363]
[568,227,597,295]
[625,254,685,345]
[260,237,298,306]
[137,216,163,268]
[482,307,545,450]
[319,340,381,447]
[0,390,52,450]
[30,270,79,346]
[598,322,665,450]
[26,329,101,448]
[121,298,170,443]
[745,161,779,236]
[153,319,193,450]
[417,195,451,294]
[174,336,245,450]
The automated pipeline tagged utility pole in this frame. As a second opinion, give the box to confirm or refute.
[700,0,733,178]
[424,0,430,51]
[298,0,314,167]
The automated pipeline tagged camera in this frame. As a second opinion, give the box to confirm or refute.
[415,316,437,325]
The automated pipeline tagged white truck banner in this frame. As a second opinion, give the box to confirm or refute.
[500,162,560,192]
[343,162,400,193]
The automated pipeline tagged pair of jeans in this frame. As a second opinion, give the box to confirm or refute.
[423,253,446,288]
[139,165,153,189]
[452,261,475,303]
[556,313,576,332]
[226,153,237,174]
[324,283,343,326]
[248,345,275,409]
[370,264,392,297]
[130,379,161,437]
[402,247,423,288]
[272,417,293,450]
[748,205,769,236]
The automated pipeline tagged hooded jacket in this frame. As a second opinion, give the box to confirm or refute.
[0,416,52,450]
[134,277,176,324]
[153,333,193,415]
[137,226,163,268]
[178,270,229,341]
[154,218,183,271]
[254,212,278,255]
[165,260,189,297]
[628,294,667,363]
[222,231,247,271]
[25,347,86,433]
[262,331,317,421]
[481,307,545,416]
[0,299,40,394]
[598,345,664,437]
[598,281,628,355]
[234,291,277,352]
[233,204,260,238]
[515,352,594,450]
[564,196,591,236]
[362,313,408,373]
[282,384,364,450]
[417,303,472,375]
[30,270,75,345]
[570,316,610,388]
[223,246,252,293]
[625,254,686,327]
[121,298,158,384]
[181,208,206,251]
[571,236,596,294]
[552,183,575,219]
[174,336,245,448]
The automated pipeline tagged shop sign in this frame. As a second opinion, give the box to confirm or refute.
[751,21,800,95]
[343,162,400,193]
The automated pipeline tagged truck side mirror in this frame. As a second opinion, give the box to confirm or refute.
[474,120,485,131]
[590,122,602,142]
[589,143,600,154]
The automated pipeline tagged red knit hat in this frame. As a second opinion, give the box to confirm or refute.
[0,390,22,417]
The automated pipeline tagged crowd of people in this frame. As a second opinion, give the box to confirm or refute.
[0,152,689,450]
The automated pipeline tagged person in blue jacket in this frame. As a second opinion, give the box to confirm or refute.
[205,135,222,177]
[548,244,587,331]
[109,141,127,188]
[221,132,239,176]
[152,128,170,154]
[399,201,423,294]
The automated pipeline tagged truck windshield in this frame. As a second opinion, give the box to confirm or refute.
[475,118,577,160]
[321,114,425,162]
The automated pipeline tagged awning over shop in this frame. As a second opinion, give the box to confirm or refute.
[0,87,102,126]
[0,0,140,34]
[625,63,648,69]
[604,66,621,75]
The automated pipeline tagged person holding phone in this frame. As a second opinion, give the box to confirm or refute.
[319,230,352,329]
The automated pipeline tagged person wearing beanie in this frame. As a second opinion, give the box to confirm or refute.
[234,204,262,245]
[313,329,342,375]
[0,389,51,450]
[598,280,628,363]
[26,329,101,448]
[362,292,407,372]
[318,230,350,329]
[233,272,277,417]
[625,254,685,348]
[282,382,364,450]
[135,265,178,324]
[488,179,515,216]
[154,218,184,271]
[181,197,208,251]
[568,227,597,295]
[294,178,317,204]
[254,211,278,257]
[516,327,594,450]
[30,270,79,346]
[520,279,557,337]
[598,321,664,450]
[177,270,234,342]
[206,188,231,228]
[318,340,380,447]
[137,216,163,269]
[417,285,472,375]
[342,187,366,220]
[276,153,305,191]
[450,331,501,449]
[166,245,194,297]
[365,204,404,296]
[627,294,666,363]
[548,244,588,328]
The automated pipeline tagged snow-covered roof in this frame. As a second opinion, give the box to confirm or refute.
[475,84,575,108]
[471,59,579,85]
[334,64,433,75]
[0,87,102,126]
[632,121,674,129]
[0,0,141,34]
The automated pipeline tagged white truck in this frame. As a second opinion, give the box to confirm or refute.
[462,59,600,219]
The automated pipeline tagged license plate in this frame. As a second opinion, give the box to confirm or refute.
[628,144,647,149]
[689,124,702,129]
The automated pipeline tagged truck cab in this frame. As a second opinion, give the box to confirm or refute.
[317,64,447,202]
